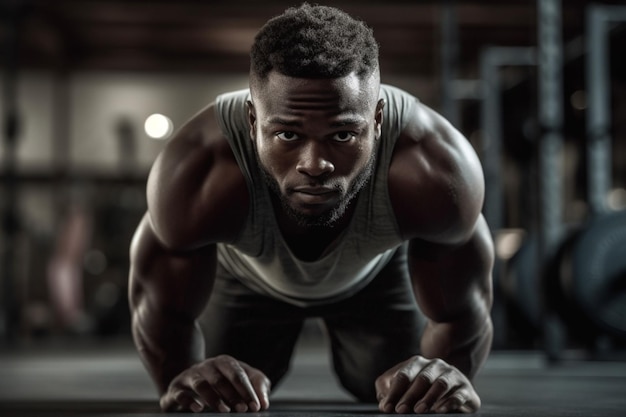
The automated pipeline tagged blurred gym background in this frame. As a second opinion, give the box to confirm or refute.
[1,0,625,362]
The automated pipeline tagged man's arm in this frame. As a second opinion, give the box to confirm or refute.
[376,217,494,414]
[410,215,494,380]
[128,106,268,413]
[130,214,270,413]
[379,101,494,414]
[129,214,215,396]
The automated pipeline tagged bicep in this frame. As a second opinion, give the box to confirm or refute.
[407,215,494,323]
[146,128,214,249]
[129,213,217,322]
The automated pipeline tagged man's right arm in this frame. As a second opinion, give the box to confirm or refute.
[130,216,269,413]
[129,214,215,398]
[128,105,268,412]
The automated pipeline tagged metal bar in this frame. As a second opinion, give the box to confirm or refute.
[537,0,566,362]
[480,47,536,233]
[440,0,460,126]
[478,46,535,350]
[585,5,626,214]
[0,171,148,185]
[537,0,564,258]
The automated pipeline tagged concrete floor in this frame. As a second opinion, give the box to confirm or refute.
[0,331,625,417]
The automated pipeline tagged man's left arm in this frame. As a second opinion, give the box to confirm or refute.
[376,215,494,414]
[412,214,494,379]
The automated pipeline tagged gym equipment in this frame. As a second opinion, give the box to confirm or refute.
[555,4,626,343]
[496,2,626,352]
[478,46,537,348]
[535,0,568,360]
[557,211,626,340]
[435,0,626,355]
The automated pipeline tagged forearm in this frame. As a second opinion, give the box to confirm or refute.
[410,216,494,380]
[420,311,493,379]
[132,301,206,394]
[128,215,216,395]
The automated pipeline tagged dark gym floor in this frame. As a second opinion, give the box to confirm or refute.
[0,324,625,417]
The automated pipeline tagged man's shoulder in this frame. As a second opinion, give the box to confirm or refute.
[154,102,233,171]
[146,102,249,250]
[388,103,484,244]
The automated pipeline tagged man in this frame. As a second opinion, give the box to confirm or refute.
[129,3,494,414]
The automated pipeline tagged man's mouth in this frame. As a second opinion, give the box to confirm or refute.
[291,186,339,205]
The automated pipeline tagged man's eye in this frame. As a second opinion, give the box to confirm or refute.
[276,132,299,141]
[333,131,355,142]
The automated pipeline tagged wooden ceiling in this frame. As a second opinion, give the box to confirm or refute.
[0,0,623,79]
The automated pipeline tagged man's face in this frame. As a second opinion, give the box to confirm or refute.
[248,70,384,228]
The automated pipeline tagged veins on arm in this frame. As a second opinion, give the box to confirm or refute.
[408,216,494,379]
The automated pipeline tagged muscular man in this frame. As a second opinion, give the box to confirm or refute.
[129,4,494,414]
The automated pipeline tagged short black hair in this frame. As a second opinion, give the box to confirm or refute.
[250,3,379,81]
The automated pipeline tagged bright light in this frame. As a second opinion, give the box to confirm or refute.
[608,188,626,210]
[144,113,173,139]
[495,228,526,260]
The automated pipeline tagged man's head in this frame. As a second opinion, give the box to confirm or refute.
[250,3,379,84]
[247,4,384,229]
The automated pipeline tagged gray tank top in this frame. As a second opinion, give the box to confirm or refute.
[214,84,417,307]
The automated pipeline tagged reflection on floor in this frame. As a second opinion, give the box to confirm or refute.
[0,326,625,416]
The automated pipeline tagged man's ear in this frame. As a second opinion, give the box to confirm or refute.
[374,98,385,139]
[246,100,257,140]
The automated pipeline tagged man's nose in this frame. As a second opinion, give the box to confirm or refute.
[296,140,335,177]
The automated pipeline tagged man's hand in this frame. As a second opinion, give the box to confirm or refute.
[160,355,271,413]
[375,355,480,414]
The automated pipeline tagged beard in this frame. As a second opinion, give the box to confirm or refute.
[259,152,377,229]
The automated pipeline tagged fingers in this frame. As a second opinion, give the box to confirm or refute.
[160,389,202,412]
[409,366,457,414]
[376,357,423,413]
[192,368,235,412]
[212,356,261,412]
[376,356,480,414]
[396,363,444,414]
[161,355,271,413]
[243,362,272,410]
[431,387,479,414]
